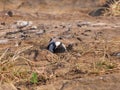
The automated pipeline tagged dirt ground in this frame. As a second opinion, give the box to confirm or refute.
[0,0,120,90]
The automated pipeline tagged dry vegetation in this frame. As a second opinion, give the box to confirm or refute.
[0,0,120,90]
[104,0,120,16]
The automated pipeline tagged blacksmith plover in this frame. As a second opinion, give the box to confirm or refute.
[47,38,66,53]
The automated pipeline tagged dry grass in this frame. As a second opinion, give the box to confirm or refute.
[0,0,119,90]
[0,45,34,84]
[0,35,120,90]
[71,35,120,75]
[104,0,120,16]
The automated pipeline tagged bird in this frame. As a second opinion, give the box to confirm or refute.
[47,38,66,53]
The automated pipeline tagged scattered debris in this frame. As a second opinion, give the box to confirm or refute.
[30,25,37,30]
[36,30,46,35]
[28,50,39,61]
[111,52,120,58]
[77,21,91,27]
[77,21,116,28]
[15,41,21,47]
[77,37,82,42]
[20,34,29,40]
[1,22,6,26]
[84,30,92,32]
[67,44,73,51]
[81,33,89,36]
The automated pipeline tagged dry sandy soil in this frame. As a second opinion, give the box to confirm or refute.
[0,0,120,90]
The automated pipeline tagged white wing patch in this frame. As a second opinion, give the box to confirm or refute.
[55,42,61,47]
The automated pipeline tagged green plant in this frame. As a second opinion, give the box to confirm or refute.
[30,72,38,84]
[95,60,116,70]
[96,61,106,68]
[106,63,115,69]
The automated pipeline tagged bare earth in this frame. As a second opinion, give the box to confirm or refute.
[0,0,120,90]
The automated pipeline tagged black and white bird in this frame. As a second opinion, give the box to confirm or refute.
[47,38,66,53]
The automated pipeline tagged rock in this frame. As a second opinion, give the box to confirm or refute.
[77,21,91,27]
[111,52,120,58]
[15,20,33,29]
[7,11,13,17]
[117,53,120,57]
[30,25,37,30]
[0,39,9,44]
[89,7,106,16]
[36,30,46,35]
